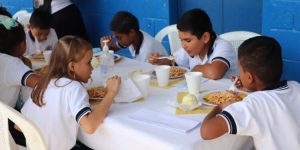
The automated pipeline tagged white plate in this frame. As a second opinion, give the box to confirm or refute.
[152,66,188,79]
[197,90,248,107]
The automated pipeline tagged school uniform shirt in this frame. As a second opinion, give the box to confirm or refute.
[174,37,238,78]
[219,81,300,150]
[128,31,167,62]
[0,53,33,107]
[25,28,58,55]
[21,78,91,150]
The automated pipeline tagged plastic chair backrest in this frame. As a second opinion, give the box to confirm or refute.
[219,31,261,53]
[12,10,32,28]
[0,101,47,150]
[155,24,182,54]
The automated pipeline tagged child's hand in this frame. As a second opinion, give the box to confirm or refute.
[231,76,243,89]
[106,75,121,97]
[148,52,160,64]
[100,35,114,48]
[20,56,32,69]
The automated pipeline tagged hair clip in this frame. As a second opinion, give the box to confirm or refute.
[0,15,18,30]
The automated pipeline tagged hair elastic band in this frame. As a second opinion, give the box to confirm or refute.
[0,15,18,30]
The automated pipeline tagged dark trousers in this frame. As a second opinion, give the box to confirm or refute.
[52,4,89,41]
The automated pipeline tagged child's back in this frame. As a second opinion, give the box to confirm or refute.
[201,36,300,150]
[22,78,89,149]
[21,36,121,149]
[223,81,300,149]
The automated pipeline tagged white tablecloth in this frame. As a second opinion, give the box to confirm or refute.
[77,58,253,150]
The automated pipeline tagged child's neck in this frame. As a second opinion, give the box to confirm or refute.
[198,43,210,59]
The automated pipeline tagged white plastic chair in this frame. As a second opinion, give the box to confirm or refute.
[219,31,261,53]
[0,101,47,150]
[12,10,32,28]
[155,24,182,54]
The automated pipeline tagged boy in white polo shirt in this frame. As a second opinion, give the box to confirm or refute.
[100,11,167,62]
[149,9,237,79]
[25,7,58,55]
[201,36,300,150]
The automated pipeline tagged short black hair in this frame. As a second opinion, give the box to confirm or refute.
[238,36,283,85]
[29,7,52,29]
[0,20,25,55]
[0,7,12,17]
[109,11,139,34]
[177,8,215,39]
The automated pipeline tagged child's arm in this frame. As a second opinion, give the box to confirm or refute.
[25,73,39,88]
[201,103,231,140]
[192,61,228,80]
[79,76,121,134]
[20,56,32,69]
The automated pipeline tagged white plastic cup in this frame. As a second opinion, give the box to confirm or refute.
[43,50,52,65]
[185,72,203,95]
[155,65,171,87]
[133,74,151,97]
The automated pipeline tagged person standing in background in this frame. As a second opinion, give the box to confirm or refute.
[36,0,89,41]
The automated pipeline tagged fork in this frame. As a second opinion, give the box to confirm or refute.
[228,77,239,91]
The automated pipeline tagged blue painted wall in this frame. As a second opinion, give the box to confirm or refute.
[262,0,300,81]
[178,0,262,34]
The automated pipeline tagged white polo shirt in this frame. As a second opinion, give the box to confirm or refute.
[21,78,91,150]
[0,53,33,107]
[174,37,238,78]
[128,31,167,62]
[219,81,300,150]
[25,28,58,55]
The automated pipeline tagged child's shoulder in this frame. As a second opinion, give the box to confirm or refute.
[54,78,84,89]
[213,37,234,50]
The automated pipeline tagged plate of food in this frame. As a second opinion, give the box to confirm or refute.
[87,86,107,101]
[31,52,44,60]
[152,66,188,79]
[199,90,248,106]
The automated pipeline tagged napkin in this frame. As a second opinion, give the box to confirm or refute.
[114,78,143,103]
[129,109,201,134]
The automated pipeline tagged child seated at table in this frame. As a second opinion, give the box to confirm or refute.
[25,7,58,55]
[21,36,121,149]
[100,11,167,62]
[200,36,300,150]
[148,9,237,79]
[0,15,39,108]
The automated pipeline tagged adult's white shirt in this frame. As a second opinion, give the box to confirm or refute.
[51,0,72,14]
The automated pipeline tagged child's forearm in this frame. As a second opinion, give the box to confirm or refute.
[203,105,222,122]
[80,92,115,134]
[201,105,228,140]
